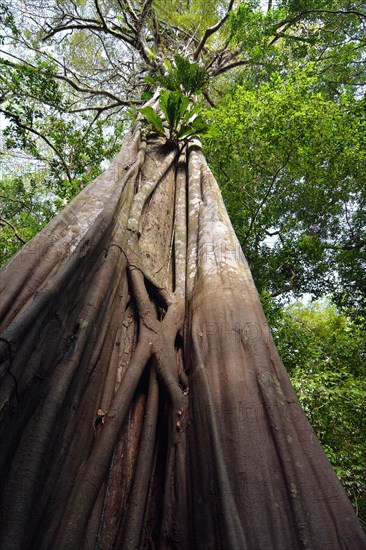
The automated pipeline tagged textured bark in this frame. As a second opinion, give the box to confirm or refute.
[0,126,365,550]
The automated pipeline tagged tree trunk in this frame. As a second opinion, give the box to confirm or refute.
[0,125,365,549]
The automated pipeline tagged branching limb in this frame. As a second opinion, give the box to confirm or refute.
[156,297,187,417]
[205,37,232,71]
[53,72,141,106]
[0,108,73,183]
[203,89,216,107]
[1,51,140,110]
[275,9,366,30]
[269,270,297,298]
[40,1,162,71]
[140,0,154,23]
[270,9,366,44]
[212,58,256,77]
[42,21,135,47]
[129,265,159,333]
[0,217,26,244]
[67,102,122,113]
[94,0,107,28]
[193,0,235,60]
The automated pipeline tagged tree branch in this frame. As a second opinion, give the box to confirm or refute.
[272,9,366,35]
[212,59,256,77]
[0,108,73,184]
[243,152,292,245]
[1,49,141,108]
[269,271,297,298]
[43,21,135,47]
[203,89,216,108]
[0,216,26,244]
[193,0,235,60]
[0,195,34,213]
[123,0,139,23]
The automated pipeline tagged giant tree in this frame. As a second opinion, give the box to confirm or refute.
[1,1,366,548]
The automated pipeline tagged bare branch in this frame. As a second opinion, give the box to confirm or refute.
[273,9,366,34]
[140,0,154,22]
[67,102,123,113]
[40,2,162,72]
[1,48,141,107]
[0,216,26,244]
[123,0,139,23]
[42,21,135,47]
[94,0,107,27]
[54,72,142,105]
[212,59,255,77]
[203,90,216,108]
[193,0,235,61]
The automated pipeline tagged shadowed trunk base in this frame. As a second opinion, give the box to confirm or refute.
[0,127,365,549]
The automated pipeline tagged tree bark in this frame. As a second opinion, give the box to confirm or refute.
[0,125,365,549]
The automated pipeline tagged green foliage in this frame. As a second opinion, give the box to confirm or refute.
[139,105,165,137]
[153,0,222,41]
[265,299,366,525]
[141,55,209,142]
[203,67,366,309]
[1,58,63,109]
[152,54,209,95]
[229,1,366,97]
[0,170,58,265]
[140,90,208,143]
[0,56,124,267]
[0,108,123,266]
[0,0,18,41]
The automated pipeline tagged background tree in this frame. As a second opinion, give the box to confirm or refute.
[264,298,366,528]
[204,66,366,306]
[0,0,365,547]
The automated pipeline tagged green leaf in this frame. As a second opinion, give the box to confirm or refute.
[141,90,153,100]
[159,90,186,132]
[177,116,208,139]
[139,106,165,135]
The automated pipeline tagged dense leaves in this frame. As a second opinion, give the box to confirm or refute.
[140,89,208,142]
[0,66,124,265]
[0,171,58,262]
[229,0,366,95]
[151,54,209,95]
[265,299,366,526]
[204,67,366,309]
